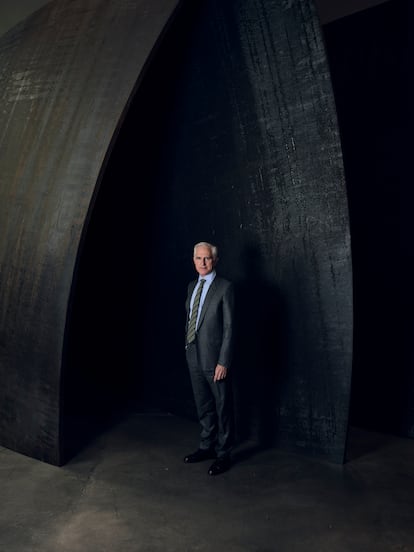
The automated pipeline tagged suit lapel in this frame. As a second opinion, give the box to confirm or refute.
[186,280,197,312]
[197,278,218,329]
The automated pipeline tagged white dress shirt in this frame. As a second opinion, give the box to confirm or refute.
[189,270,216,330]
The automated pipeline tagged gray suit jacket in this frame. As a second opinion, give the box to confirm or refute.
[185,276,235,373]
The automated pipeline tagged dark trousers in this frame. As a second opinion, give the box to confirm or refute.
[186,342,234,458]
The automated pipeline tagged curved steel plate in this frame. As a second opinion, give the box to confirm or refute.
[0,0,353,465]
[140,0,353,462]
[0,0,180,464]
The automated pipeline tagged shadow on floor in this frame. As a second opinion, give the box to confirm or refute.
[345,425,397,462]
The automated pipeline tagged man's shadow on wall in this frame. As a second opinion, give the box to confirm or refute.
[232,244,288,461]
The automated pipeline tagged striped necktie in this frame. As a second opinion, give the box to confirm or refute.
[187,279,206,344]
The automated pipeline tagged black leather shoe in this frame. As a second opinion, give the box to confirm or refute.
[184,448,216,463]
[208,456,231,475]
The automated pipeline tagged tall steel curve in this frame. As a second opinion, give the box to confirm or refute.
[0,0,182,464]
[0,0,353,465]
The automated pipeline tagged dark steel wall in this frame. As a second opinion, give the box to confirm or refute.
[0,0,180,464]
[324,1,409,439]
[133,0,353,463]
[0,0,353,465]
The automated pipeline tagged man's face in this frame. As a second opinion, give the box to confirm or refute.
[193,245,217,277]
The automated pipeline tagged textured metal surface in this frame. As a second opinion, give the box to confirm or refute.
[324,1,407,439]
[0,0,353,465]
[0,0,180,464]
[139,0,353,462]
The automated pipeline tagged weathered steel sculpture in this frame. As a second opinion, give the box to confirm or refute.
[0,0,353,465]
[141,0,353,463]
[0,0,181,464]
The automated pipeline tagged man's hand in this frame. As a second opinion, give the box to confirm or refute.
[214,364,227,382]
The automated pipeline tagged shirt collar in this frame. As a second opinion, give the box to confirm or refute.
[198,270,216,284]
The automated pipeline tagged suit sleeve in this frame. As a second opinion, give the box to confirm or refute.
[218,282,235,369]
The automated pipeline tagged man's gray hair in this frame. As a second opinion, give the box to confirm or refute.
[193,241,218,260]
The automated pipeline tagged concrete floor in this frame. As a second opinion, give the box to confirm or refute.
[1,413,413,552]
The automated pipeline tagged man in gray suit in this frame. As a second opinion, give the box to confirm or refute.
[184,241,235,475]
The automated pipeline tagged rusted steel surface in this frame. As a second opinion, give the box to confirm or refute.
[0,0,180,464]
[141,0,353,462]
[0,0,353,466]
